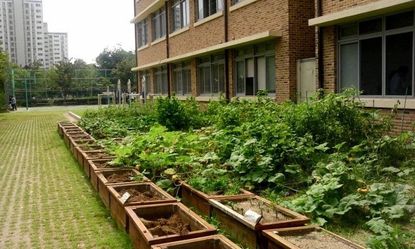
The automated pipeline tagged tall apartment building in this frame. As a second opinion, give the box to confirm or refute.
[44,29,68,68]
[132,0,315,102]
[0,0,68,68]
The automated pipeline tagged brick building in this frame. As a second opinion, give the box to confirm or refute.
[131,0,315,102]
[310,0,415,132]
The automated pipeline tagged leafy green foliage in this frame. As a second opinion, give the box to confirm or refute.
[79,92,415,248]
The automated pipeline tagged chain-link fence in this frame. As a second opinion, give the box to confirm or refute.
[4,69,137,108]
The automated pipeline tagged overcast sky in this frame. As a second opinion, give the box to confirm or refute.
[42,0,135,64]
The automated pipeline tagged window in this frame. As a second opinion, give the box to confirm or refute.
[172,0,189,32]
[338,11,415,96]
[154,66,168,95]
[152,8,166,41]
[173,62,191,95]
[197,54,225,95]
[197,0,223,20]
[235,41,276,96]
[137,19,147,48]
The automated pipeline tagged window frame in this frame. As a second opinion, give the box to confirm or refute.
[172,62,192,96]
[152,7,166,41]
[234,42,276,97]
[154,66,168,95]
[197,54,225,96]
[337,10,415,97]
[137,19,147,48]
[196,0,223,21]
[172,0,190,32]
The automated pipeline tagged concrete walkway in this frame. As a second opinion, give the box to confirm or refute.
[0,109,131,249]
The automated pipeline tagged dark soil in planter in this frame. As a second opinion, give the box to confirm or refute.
[283,231,354,249]
[84,151,112,160]
[140,213,191,237]
[107,171,138,183]
[119,188,165,203]
[224,199,290,224]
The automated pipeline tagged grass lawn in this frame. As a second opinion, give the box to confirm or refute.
[0,108,131,249]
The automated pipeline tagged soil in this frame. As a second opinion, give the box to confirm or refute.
[283,231,356,249]
[106,171,136,183]
[79,145,103,151]
[118,188,164,203]
[224,199,290,224]
[93,161,114,169]
[85,152,112,159]
[139,213,191,237]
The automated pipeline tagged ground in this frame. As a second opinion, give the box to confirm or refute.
[0,106,131,249]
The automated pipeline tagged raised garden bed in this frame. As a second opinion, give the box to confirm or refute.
[151,235,242,249]
[180,182,254,216]
[70,139,96,159]
[263,226,365,249]
[79,150,113,177]
[57,122,79,136]
[65,132,92,147]
[126,203,216,249]
[94,168,149,208]
[74,144,103,165]
[209,196,309,249]
[108,182,177,230]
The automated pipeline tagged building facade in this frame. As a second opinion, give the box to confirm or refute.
[0,0,67,68]
[132,0,315,102]
[44,31,68,68]
[310,0,415,132]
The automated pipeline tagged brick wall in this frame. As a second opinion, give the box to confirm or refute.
[377,108,415,134]
[321,0,380,15]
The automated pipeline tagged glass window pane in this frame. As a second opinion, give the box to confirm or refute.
[257,57,266,91]
[246,58,255,95]
[386,11,414,30]
[386,32,413,95]
[340,23,358,39]
[340,43,358,90]
[266,56,276,93]
[212,64,219,94]
[209,0,217,15]
[360,37,382,95]
[236,61,244,94]
[359,18,382,35]
[198,0,204,19]
[218,64,225,94]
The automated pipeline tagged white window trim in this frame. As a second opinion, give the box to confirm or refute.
[170,26,190,38]
[137,44,149,52]
[230,0,258,12]
[194,11,223,27]
[360,97,415,109]
[151,36,166,46]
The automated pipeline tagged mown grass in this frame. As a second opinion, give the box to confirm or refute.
[0,108,131,249]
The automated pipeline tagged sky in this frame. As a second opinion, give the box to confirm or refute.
[42,0,135,64]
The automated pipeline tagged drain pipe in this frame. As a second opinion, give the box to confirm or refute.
[165,0,171,98]
[224,0,230,101]
[316,0,324,92]
[133,0,139,92]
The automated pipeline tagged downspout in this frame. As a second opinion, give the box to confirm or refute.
[133,0,139,92]
[317,0,324,91]
[165,0,171,98]
[224,0,230,101]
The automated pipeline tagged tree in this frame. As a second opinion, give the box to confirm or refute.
[96,47,136,87]
[53,59,75,101]
[0,52,9,111]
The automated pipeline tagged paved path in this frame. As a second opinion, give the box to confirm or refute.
[0,110,131,249]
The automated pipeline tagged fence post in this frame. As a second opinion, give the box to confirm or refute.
[25,79,28,110]
[11,69,15,97]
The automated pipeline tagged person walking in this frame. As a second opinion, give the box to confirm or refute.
[11,96,17,111]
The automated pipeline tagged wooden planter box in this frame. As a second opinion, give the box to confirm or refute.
[108,182,177,230]
[65,132,91,147]
[151,235,242,249]
[70,139,96,159]
[180,182,254,216]
[58,122,78,136]
[209,196,309,249]
[79,150,113,177]
[74,143,103,165]
[126,203,217,249]
[263,226,365,249]
[94,168,149,208]
[68,134,94,150]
